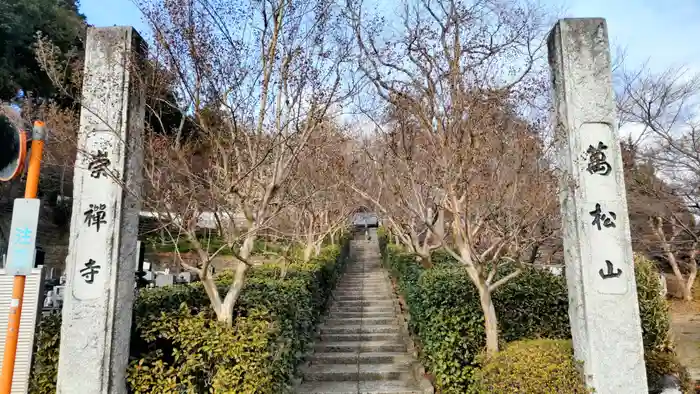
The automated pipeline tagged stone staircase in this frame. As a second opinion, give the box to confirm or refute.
[296,239,432,394]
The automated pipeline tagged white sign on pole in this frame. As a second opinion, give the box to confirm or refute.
[5,199,40,276]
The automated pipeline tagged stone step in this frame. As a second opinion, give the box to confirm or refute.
[302,363,410,382]
[335,284,389,288]
[324,317,396,326]
[338,272,384,275]
[326,311,396,319]
[335,289,392,294]
[338,285,389,288]
[329,306,395,313]
[333,295,394,301]
[331,299,394,305]
[335,287,391,293]
[333,300,394,307]
[359,381,425,394]
[314,340,407,353]
[333,292,393,297]
[309,352,412,365]
[302,364,357,381]
[341,275,387,278]
[335,280,386,284]
[341,273,386,276]
[319,332,402,342]
[339,280,388,284]
[342,271,386,274]
[320,325,399,334]
[297,380,424,394]
[334,293,392,299]
[296,243,432,394]
[344,267,382,270]
[359,364,411,381]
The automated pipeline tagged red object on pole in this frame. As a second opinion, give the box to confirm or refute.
[0,121,46,394]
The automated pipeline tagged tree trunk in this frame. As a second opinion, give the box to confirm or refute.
[666,251,693,301]
[416,254,433,268]
[477,283,499,356]
[280,260,288,279]
[683,257,697,301]
[218,261,248,325]
[218,236,254,326]
[303,243,314,262]
[201,274,223,317]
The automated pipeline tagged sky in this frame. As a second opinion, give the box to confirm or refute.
[551,0,700,72]
[79,0,700,140]
[79,0,700,73]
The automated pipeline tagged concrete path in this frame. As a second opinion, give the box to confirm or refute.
[296,239,432,394]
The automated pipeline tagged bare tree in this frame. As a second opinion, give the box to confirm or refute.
[349,117,446,268]
[35,0,357,324]
[271,122,355,263]
[347,0,557,355]
[129,0,357,324]
[618,64,700,300]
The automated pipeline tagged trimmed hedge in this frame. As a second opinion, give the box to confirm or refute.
[379,231,690,393]
[474,339,590,393]
[30,238,350,394]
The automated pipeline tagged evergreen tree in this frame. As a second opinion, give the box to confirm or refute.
[0,0,86,99]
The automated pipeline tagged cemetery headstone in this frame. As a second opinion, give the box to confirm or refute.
[155,274,175,287]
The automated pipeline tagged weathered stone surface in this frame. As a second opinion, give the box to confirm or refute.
[56,26,146,394]
[548,18,647,393]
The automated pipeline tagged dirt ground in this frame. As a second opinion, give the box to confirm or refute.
[670,300,700,383]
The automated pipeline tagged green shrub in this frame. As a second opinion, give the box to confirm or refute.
[29,314,61,394]
[429,248,457,267]
[494,265,570,342]
[634,254,673,352]
[645,350,693,394]
[381,244,690,393]
[634,254,693,393]
[411,268,483,392]
[30,236,350,394]
[381,245,570,393]
[376,226,390,248]
[473,339,590,394]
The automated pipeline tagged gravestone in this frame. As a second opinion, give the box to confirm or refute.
[56,26,146,394]
[155,274,175,287]
[547,18,648,392]
[178,271,193,283]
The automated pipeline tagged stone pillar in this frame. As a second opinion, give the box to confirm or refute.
[56,26,146,394]
[548,18,648,393]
